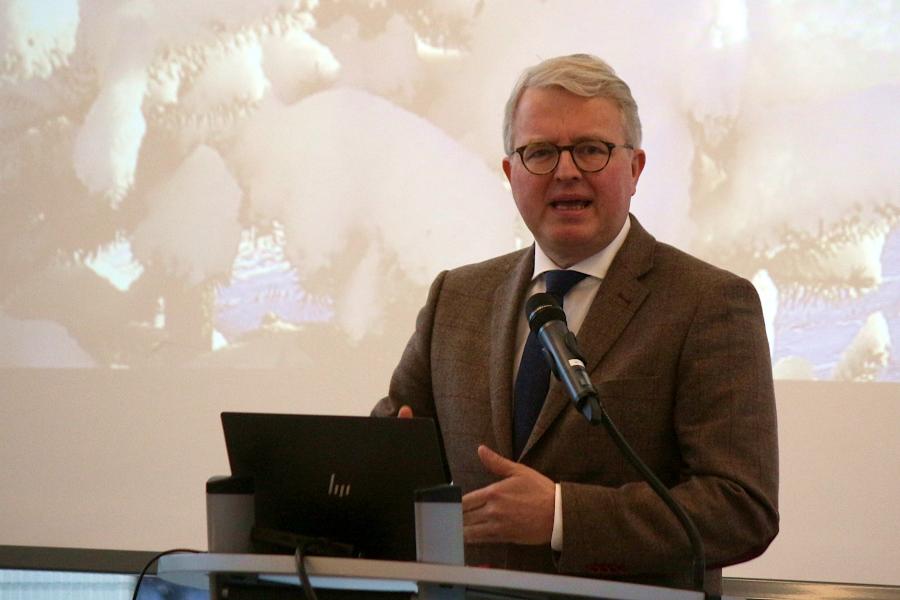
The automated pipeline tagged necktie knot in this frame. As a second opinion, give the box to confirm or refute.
[544,269,588,305]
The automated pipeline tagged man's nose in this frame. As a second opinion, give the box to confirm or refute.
[554,148,581,179]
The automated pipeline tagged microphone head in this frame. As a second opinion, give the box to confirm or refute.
[525,292,567,333]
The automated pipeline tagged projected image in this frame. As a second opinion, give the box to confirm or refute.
[0,0,897,381]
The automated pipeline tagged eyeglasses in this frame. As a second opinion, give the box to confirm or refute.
[512,140,634,175]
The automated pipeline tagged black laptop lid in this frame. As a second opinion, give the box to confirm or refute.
[221,412,450,561]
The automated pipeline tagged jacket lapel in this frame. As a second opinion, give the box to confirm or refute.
[488,248,535,459]
[522,217,656,458]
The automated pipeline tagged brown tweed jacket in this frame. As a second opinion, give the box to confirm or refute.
[373,216,779,593]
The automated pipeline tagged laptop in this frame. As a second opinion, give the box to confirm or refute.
[221,412,451,561]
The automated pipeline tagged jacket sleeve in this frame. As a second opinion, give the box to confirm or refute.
[371,270,447,420]
[556,275,779,576]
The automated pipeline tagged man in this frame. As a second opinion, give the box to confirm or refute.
[372,54,778,594]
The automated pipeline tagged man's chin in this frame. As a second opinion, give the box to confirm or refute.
[540,236,608,268]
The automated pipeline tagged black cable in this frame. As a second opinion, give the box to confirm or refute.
[293,541,322,600]
[579,394,707,594]
[604,410,706,591]
[130,548,202,600]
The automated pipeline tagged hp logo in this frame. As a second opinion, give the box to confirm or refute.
[328,473,351,498]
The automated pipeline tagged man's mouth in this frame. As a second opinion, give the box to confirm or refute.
[550,199,592,210]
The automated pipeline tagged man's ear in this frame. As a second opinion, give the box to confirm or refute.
[630,149,646,193]
[502,156,512,182]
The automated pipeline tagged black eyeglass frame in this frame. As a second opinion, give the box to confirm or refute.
[512,140,635,175]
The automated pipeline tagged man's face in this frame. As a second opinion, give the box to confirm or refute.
[503,86,646,268]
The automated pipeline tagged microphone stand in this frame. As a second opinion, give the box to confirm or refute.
[554,361,709,597]
[528,292,708,596]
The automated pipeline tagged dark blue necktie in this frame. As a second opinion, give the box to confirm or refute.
[513,269,588,459]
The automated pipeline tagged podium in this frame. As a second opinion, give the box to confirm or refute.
[158,552,704,600]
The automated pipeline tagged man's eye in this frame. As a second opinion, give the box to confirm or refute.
[525,146,555,160]
[577,143,609,156]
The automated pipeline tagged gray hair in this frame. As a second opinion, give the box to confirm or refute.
[502,54,642,154]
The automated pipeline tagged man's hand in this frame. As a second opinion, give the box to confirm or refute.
[397,405,414,418]
[462,445,555,545]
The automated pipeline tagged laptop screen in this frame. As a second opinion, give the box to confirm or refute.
[221,412,451,561]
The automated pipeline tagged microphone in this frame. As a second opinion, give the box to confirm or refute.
[525,293,708,595]
[525,293,600,414]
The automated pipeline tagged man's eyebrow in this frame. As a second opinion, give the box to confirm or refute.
[570,134,614,144]
[519,133,615,146]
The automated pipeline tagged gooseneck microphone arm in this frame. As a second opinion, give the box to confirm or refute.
[525,293,708,595]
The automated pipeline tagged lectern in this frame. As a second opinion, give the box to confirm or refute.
[192,413,710,599]
[158,552,704,600]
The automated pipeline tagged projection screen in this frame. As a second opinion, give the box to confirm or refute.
[1,0,898,586]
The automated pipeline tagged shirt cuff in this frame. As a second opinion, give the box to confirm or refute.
[551,482,563,551]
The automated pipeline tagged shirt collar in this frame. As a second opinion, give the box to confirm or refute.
[532,214,631,281]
